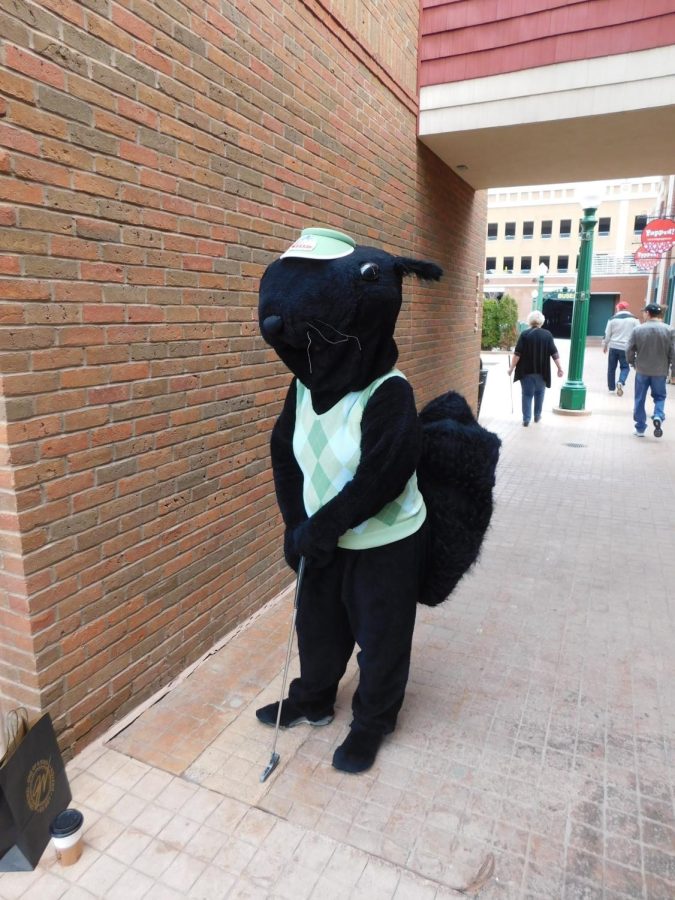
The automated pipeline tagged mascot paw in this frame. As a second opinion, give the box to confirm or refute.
[290,522,335,568]
[332,727,383,773]
[256,699,334,728]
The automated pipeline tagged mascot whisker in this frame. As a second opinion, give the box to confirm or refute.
[305,321,361,374]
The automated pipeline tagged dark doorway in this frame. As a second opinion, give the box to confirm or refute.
[543,299,573,338]
[543,293,619,339]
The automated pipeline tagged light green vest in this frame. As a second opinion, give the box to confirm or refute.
[293,370,427,550]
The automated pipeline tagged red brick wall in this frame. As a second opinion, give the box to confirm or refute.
[590,276,649,315]
[0,0,482,755]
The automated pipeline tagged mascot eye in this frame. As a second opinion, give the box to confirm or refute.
[360,262,380,282]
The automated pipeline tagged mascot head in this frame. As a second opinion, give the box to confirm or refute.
[259,227,443,411]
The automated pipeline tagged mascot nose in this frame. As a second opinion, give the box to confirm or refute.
[262,315,283,338]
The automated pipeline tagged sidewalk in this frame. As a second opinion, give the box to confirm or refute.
[1,342,673,899]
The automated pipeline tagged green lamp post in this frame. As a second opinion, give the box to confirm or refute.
[557,187,603,412]
[535,261,547,312]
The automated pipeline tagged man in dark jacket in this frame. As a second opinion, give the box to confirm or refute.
[507,310,564,426]
[626,304,675,438]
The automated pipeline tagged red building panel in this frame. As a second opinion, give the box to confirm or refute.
[420,0,675,85]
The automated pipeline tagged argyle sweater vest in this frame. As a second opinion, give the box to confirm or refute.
[293,370,427,550]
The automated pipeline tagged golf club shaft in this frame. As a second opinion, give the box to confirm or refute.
[262,556,306,776]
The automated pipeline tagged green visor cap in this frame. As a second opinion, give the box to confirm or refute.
[280,227,356,260]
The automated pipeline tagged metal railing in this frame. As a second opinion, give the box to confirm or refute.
[590,254,645,275]
[486,253,651,278]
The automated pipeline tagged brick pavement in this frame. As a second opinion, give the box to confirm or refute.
[1,341,673,899]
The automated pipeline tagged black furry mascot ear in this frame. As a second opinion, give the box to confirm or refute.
[256,227,499,775]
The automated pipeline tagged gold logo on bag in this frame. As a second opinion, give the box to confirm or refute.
[25,758,55,813]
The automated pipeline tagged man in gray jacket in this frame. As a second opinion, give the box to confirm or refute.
[626,304,675,438]
[602,301,638,395]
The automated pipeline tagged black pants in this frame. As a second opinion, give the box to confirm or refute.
[288,524,427,735]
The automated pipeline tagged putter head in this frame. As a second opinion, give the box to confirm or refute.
[260,752,280,783]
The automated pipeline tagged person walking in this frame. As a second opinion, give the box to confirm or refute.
[602,300,638,395]
[625,303,675,438]
[507,310,564,427]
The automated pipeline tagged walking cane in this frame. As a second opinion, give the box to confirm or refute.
[260,555,306,782]
[507,354,514,414]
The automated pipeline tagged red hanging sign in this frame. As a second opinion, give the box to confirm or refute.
[633,246,661,270]
[640,218,675,255]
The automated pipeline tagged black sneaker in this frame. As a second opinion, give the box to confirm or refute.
[332,727,383,774]
[256,699,334,728]
[653,418,663,438]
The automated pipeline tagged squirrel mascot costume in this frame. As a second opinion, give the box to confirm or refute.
[257,227,500,774]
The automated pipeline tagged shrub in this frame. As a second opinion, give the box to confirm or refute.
[481,295,518,350]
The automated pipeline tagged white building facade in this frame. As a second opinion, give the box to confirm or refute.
[483,177,675,337]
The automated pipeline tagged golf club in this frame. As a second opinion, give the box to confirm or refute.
[259,555,306,782]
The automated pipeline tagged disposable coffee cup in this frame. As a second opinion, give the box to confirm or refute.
[49,808,84,866]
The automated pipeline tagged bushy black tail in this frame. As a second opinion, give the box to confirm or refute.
[417,391,501,606]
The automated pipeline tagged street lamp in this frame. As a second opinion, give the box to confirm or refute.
[530,288,539,311]
[556,184,604,413]
[535,262,548,312]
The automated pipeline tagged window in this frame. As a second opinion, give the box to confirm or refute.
[485,256,496,272]
[541,220,552,238]
[634,214,648,234]
[598,217,611,236]
[503,257,514,272]
[539,255,550,269]
[575,254,580,270]
[523,221,534,239]
[559,219,571,237]
[505,222,516,239]
[487,222,498,240]
[520,256,532,273]
[557,255,569,273]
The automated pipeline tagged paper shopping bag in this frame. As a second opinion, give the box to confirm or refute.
[0,712,71,871]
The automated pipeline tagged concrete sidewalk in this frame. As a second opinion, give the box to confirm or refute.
[1,342,673,899]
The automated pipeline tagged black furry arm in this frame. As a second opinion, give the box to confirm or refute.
[290,377,421,563]
[326,377,422,526]
[270,379,306,529]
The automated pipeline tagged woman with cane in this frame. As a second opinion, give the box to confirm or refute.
[507,310,563,426]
